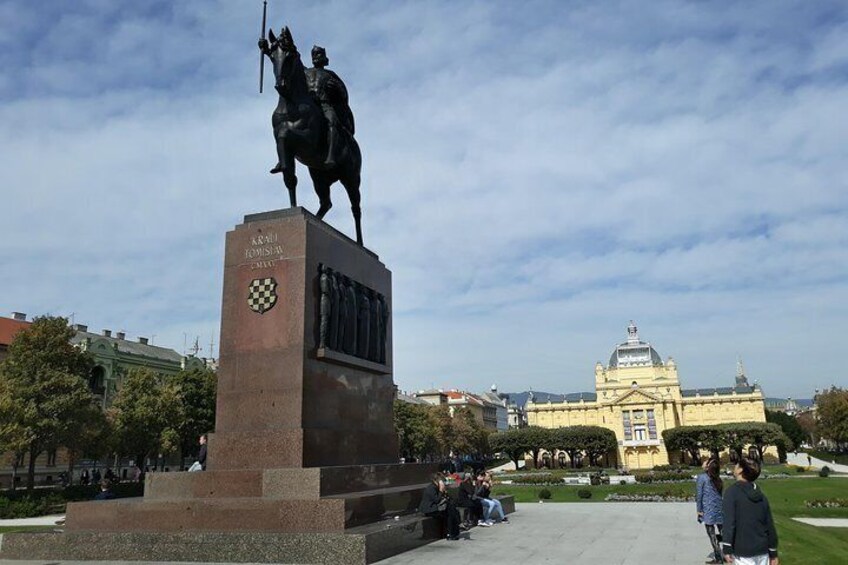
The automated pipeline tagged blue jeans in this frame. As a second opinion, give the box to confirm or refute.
[479,499,504,521]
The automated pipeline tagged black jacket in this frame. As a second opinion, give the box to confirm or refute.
[198,444,208,468]
[721,481,778,558]
[458,480,476,503]
[419,482,443,514]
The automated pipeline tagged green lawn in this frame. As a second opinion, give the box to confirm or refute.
[494,478,848,564]
[808,450,848,466]
[0,525,57,533]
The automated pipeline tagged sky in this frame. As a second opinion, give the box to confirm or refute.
[1,0,847,400]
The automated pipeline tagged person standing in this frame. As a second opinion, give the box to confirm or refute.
[721,457,779,565]
[199,434,208,469]
[697,458,724,564]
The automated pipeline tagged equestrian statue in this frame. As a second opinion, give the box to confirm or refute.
[258,26,364,245]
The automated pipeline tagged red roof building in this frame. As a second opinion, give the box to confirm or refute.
[0,313,30,362]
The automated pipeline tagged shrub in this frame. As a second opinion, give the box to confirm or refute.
[820,466,831,478]
[634,470,695,484]
[795,466,806,473]
[619,479,627,485]
[0,494,65,519]
[805,498,848,508]
[590,475,601,486]
[652,464,695,472]
[762,453,780,465]
[577,489,592,499]
[538,488,552,500]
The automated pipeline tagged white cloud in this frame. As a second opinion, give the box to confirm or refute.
[1,0,846,399]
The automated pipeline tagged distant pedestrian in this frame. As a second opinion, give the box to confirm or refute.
[721,457,778,565]
[92,468,101,484]
[189,434,208,472]
[94,479,115,501]
[806,455,811,467]
[697,458,724,564]
[80,469,90,486]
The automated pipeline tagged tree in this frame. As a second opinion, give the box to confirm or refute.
[450,407,488,456]
[0,316,95,491]
[816,387,848,448]
[766,410,805,461]
[577,426,618,467]
[663,426,702,465]
[489,428,533,470]
[0,400,29,491]
[61,403,112,484]
[428,405,455,459]
[557,427,583,469]
[796,410,818,446]
[394,400,437,461]
[741,422,791,461]
[171,367,217,463]
[522,426,551,469]
[697,426,727,460]
[110,368,183,469]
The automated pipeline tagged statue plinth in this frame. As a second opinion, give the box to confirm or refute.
[211,207,397,469]
[1,208,439,564]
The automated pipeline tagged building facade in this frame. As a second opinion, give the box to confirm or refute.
[0,313,209,487]
[413,388,505,431]
[526,322,768,470]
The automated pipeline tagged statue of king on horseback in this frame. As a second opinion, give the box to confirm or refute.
[258,26,364,245]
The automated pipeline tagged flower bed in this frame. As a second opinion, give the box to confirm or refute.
[805,498,848,508]
[633,471,696,484]
[605,492,694,503]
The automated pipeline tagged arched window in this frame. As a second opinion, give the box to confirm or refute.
[88,366,106,394]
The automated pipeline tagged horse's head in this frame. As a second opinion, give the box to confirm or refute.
[267,26,304,97]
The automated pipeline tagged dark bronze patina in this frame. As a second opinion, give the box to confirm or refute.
[318,263,387,365]
[259,27,364,245]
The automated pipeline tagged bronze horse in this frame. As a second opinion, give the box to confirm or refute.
[259,27,363,245]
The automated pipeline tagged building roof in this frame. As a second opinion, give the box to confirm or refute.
[397,391,428,405]
[0,316,30,346]
[608,321,663,368]
[680,386,757,397]
[71,331,184,363]
[446,390,485,407]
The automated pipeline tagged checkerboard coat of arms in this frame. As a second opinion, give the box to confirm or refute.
[247,277,278,314]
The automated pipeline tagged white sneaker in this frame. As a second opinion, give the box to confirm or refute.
[477,520,491,527]
[486,520,496,526]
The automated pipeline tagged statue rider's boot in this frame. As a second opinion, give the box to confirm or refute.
[270,163,283,174]
[324,129,338,167]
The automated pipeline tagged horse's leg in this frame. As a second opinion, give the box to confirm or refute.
[340,173,363,245]
[309,168,333,218]
[280,140,297,207]
[283,167,297,207]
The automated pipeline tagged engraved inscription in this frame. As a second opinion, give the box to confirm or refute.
[245,231,283,269]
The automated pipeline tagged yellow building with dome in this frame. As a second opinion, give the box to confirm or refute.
[525,322,767,469]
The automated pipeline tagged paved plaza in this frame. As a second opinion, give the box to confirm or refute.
[0,502,708,565]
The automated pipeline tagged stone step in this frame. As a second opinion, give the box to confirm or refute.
[64,497,346,534]
[144,463,436,501]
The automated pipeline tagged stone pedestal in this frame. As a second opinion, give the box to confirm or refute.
[1,209,439,564]
[211,207,398,469]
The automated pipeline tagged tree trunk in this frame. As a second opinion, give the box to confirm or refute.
[512,454,521,471]
[26,446,38,493]
[10,456,19,492]
[67,450,76,486]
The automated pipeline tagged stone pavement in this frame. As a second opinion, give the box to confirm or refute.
[0,502,708,565]
[792,517,848,528]
[786,452,848,474]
